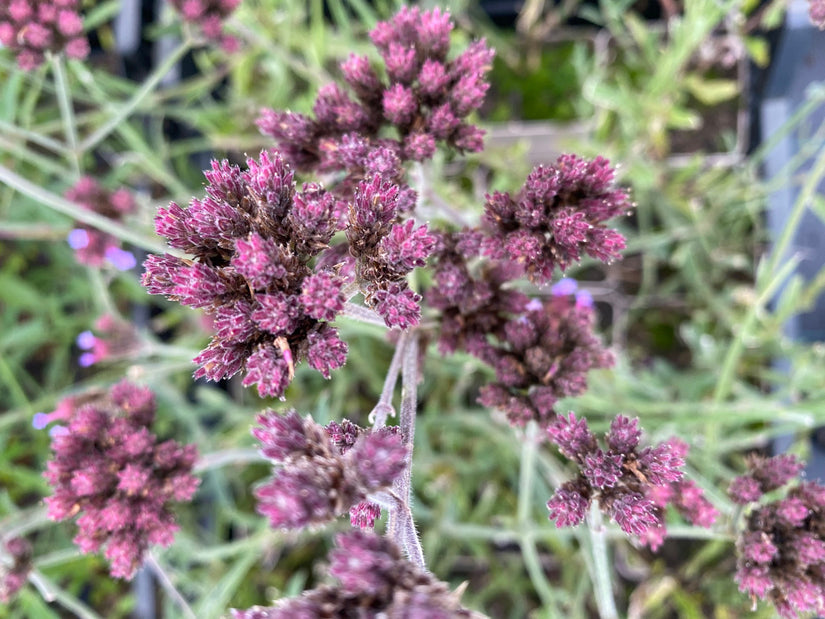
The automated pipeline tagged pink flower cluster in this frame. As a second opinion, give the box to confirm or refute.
[168,0,240,51]
[231,530,481,618]
[546,414,715,541]
[729,454,825,618]
[429,241,612,427]
[477,284,614,427]
[347,174,436,329]
[75,314,139,367]
[42,381,199,579]
[257,6,492,170]
[253,410,407,530]
[0,537,31,603]
[65,177,137,271]
[0,0,88,70]
[482,155,631,282]
[811,0,825,28]
[143,151,348,398]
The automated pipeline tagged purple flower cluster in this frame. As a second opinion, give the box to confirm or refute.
[231,530,481,618]
[347,174,436,329]
[482,155,631,282]
[429,246,612,427]
[65,177,137,271]
[478,286,614,427]
[638,438,718,550]
[168,0,240,52]
[546,414,694,538]
[143,151,348,398]
[0,0,88,70]
[257,6,492,170]
[42,381,199,579]
[76,313,139,367]
[0,537,31,603]
[729,454,825,618]
[252,410,407,530]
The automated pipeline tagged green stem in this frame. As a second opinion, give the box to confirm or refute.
[50,54,80,177]
[587,501,619,619]
[193,448,268,474]
[28,569,103,619]
[79,41,193,152]
[0,162,170,254]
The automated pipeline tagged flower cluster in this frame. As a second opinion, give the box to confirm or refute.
[347,174,436,329]
[482,155,631,282]
[65,177,137,271]
[231,530,482,618]
[477,282,614,427]
[729,454,825,618]
[42,381,199,579]
[252,410,407,530]
[76,314,140,367]
[638,438,718,550]
[168,0,240,51]
[811,0,825,28]
[257,6,493,170]
[546,414,702,539]
[143,151,347,398]
[0,0,88,70]
[0,537,31,603]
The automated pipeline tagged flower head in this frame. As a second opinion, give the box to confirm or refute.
[0,0,89,70]
[546,414,715,543]
[65,177,136,270]
[0,537,31,603]
[168,0,240,51]
[252,411,406,529]
[482,155,631,282]
[143,151,348,398]
[231,530,479,618]
[42,381,199,579]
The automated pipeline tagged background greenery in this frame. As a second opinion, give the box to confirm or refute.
[1,0,824,617]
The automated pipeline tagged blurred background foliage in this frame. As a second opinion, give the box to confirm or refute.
[1,0,824,617]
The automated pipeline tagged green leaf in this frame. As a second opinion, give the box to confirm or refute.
[684,74,739,105]
[744,36,770,68]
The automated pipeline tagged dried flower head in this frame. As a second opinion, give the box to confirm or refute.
[257,7,492,170]
[252,410,407,529]
[728,454,825,618]
[546,414,697,539]
[478,283,613,427]
[143,151,348,398]
[231,530,482,618]
[0,537,31,603]
[65,177,137,270]
[482,155,631,282]
[42,381,199,579]
[0,0,89,70]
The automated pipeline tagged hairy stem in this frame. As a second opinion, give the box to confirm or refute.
[587,501,619,619]
[370,331,407,428]
[146,552,197,619]
[194,448,268,474]
[387,331,426,569]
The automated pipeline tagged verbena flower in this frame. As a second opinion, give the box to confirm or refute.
[811,0,825,28]
[0,537,31,603]
[42,381,199,579]
[546,414,695,539]
[65,177,136,270]
[477,282,613,427]
[257,6,492,170]
[0,0,89,70]
[75,314,139,367]
[482,155,631,282]
[168,0,240,51]
[143,151,348,398]
[346,174,436,329]
[252,410,406,529]
[728,454,825,618]
[231,530,482,618]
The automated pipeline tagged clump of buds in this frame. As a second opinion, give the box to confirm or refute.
[0,0,89,70]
